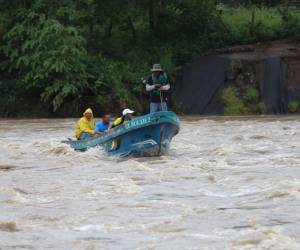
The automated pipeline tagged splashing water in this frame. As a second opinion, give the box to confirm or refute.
[1,116,300,249]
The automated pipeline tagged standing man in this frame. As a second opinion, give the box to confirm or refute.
[146,64,170,113]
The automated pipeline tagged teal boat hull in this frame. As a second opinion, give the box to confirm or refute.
[63,111,180,157]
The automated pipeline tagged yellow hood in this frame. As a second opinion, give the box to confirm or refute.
[75,108,95,139]
[83,108,93,117]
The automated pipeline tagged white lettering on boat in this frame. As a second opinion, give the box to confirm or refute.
[132,139,157,147]
[125,117,151,130]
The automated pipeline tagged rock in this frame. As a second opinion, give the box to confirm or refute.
[0,221,18,232]
[0,164,17,170]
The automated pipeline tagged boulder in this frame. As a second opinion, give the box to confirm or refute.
[0,164,17,170]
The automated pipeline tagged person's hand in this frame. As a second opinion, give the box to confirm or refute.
[94,132,102,136]
[155,84,162,89]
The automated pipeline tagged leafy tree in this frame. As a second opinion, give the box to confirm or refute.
[0,0,299,116]
[2,10,88,111]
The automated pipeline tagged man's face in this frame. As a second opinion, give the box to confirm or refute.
[85,112,92,120]
[153,71,160,77]
[102,114,110,124]
[126,114,133,120]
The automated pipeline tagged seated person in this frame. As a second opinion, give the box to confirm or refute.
[95,114,111,133]
[74,108,101,140]
[112,108,134,128]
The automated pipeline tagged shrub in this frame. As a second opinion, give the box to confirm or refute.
[222,85,264,115]
[288,101,300,113]
[222,86,246,115]
[257,101,266,113]
[244,87,259,103]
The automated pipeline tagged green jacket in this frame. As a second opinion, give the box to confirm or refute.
[147,73,170,103]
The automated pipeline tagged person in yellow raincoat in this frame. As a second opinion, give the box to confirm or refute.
[75,108,101,140]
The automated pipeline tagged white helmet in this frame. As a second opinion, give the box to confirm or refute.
[122,108,134,116]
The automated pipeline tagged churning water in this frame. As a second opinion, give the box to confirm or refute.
[1,116,300,250]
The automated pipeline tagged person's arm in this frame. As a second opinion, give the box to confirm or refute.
[160,74,171,91]
[107,122,112,131]
[160,84,170,91]
[95,123,100,132]
[146,84,155,91]
[146,76,156,92]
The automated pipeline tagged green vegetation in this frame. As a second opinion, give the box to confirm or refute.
[221,4,300,43]
[288,101,300,113]
[222,86,246,115]
[0,0,300,117]
[222,86,265,115]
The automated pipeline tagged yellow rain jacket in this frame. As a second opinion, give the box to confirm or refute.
[112,116,131,127]
[75,108,95,139]
[113,117,124,127]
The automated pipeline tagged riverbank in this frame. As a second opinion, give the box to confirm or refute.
[174,39,300,115]
[2,39,300,118]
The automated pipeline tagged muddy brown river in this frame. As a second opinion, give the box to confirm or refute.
[1,116,300,250]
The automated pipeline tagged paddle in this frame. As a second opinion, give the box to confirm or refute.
[159,90,164,111]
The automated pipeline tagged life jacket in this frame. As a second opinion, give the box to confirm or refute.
[150,73,169,102]
[112,116,126,128]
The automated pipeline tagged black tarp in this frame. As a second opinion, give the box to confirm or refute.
[261,57,288,114]
[173,55,230,115]
[173,53,292,115]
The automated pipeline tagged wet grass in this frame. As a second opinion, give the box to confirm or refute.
[220,5,300,43]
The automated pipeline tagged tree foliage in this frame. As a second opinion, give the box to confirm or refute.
[0,0,299,116]
[2,11,88,110]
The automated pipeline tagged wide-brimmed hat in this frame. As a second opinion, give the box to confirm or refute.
[151,64,163,72]
[122,108,134,116]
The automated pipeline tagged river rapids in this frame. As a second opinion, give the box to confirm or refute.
[0,116,300,249]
